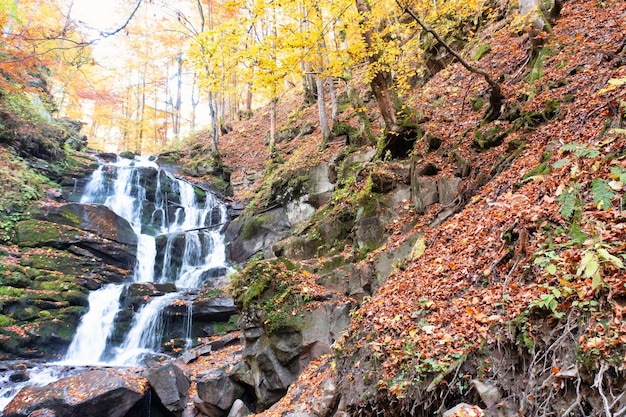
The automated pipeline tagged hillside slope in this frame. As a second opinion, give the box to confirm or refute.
[177,0,626,415]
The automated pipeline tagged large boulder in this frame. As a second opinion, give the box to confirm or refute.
[193,296,237,321]
[195,367,246,417]
[145,362,190,417]
[225,208,292,263]
[3,369,150,417]
[30,203,137,246]
[318,231,423,302]
[232,298,353,409]
[15,219,136,272]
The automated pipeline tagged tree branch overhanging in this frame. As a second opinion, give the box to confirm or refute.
[397,2,503,121]
[98,0,144,39]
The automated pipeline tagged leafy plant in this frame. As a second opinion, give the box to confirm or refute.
[577,244,625,292]
[591,178,615,209]
[556,183,582,220]
[530,286,565,318]
[560,142,600,159]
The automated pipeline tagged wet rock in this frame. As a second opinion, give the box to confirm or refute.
[195,367,245,417]
[8,363,29,383]
[30,203,137,247]
[4,369,149,417]
[123,282,177,310]
[193,296,237,321]
[27,409,58,417]
[95,152,118,162]
[145,362,190,417]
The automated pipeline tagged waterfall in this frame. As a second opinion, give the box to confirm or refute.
[109,293,181,365]
[63,284,123,365]
[62,155,231,366]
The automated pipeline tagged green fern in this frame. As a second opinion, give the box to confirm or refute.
[560,142,600,159]
[591,178,615,210]
[610,167,626,183]
[557,184,582,220]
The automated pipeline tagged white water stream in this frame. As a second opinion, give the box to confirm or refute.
[61,156,231,366]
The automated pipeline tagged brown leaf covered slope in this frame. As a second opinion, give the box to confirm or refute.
[230,0,626,415]
[188,0,625,415]
[332,0,626,413]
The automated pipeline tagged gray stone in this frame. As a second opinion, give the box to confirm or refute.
[412,177,439,213]
[471,379,501,409]
[227,399,251,417]
[307,164,334,205]
[286,196,316,226]
[4,369,149,417]
[344,147,376,164]
[443,403,483,417]
[519,0,545,30]
[437,177,462,206]
[225,208,292,263]
[271,331,303,364]
[196,368,245,414]
[193,296,237,321]
[181,350,197,364]
[311,378,338,416]
[273,235,323,260]
[145,362,190,417]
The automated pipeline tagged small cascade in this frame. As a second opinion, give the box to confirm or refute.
[62,155,231,366]
[110,292,180,365]
[63,284,123,365]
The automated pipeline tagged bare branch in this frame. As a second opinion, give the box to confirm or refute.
[98,0,144,39]
[397,1,503,120]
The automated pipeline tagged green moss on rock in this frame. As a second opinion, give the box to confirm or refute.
[15,219,81,247]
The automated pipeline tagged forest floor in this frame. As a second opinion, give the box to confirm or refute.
[184,0,626,415]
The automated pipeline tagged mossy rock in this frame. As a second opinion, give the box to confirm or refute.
[15,219,82,247]
[231,257,310,334]
[21,249,93,277]
[473,125,509,150]
[0,265,30,288]
[273,235,324,261]
[470,97,485,112]
[119,151,136,160]
[12,305,41,321]
[241,212,278,240]
[332,122,359,144]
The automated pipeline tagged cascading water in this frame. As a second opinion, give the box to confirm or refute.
[62,155,231,366]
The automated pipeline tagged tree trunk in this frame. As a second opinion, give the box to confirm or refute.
[317,76,331,147]
[348,80,376,145]
[208,91,219,153]
[550,0,563,20]
[269,98,277,152]
[191,72,199,134]
[329,77,339,128]
[355,0,399,133]
[173,54,183,138]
